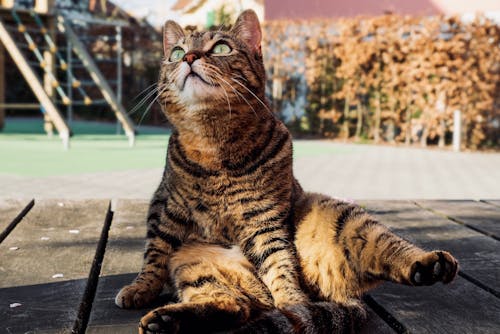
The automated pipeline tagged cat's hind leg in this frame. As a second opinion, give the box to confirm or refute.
[293,193,458,304]
[139,242,274,334]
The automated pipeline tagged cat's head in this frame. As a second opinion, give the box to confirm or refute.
[158,10,266,123]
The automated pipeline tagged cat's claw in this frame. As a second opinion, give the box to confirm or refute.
[411,251,458,286]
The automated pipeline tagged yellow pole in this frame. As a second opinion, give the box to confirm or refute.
[33,0,55,13]
[1,0,15,9]
[43,50,54,137]
[0,41,4,131]
[43,13,57,137]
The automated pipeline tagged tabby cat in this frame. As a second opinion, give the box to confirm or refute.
[115,10,458,334]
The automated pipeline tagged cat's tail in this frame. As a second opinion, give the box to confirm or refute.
[229,302,366,334]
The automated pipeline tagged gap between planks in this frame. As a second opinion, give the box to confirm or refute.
[412,200,500,300]
[72,201,115,334]
[480,200,500,209]
[0,199,35,244]
[413,201,500,242]
[0,199,117,333]
[363,295,409,334]
[458,271,500,299]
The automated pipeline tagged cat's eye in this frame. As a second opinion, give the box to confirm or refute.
[212,43,231,55]
[169,47,185,62]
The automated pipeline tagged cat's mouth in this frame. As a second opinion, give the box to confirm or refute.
[181,71,213,90]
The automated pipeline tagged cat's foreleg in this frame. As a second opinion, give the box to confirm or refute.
[139,242,273,334]
[115,196,189,309]
[238,203,309,308]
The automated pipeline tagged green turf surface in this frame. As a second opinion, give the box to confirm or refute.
[2,117,168,135]
[0,118,354,177]
[0,134,170,176]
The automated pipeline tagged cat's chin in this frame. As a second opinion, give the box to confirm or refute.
[179,76,223,103]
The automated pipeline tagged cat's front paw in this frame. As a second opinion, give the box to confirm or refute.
[139,309,179,334]
[410,251,458,286]
[115,283,157,309]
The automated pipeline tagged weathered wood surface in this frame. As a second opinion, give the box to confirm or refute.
[361,201,500,295]
[0,199,109,333]
[0,199,30,229]
[0,199,34,243]
[360,201,500,333]
[0,279,88,334]
[87,199,150,333]
[0,199,499,334]
[484,200,500,208]
[367,277,500,334]
[416,200,500,240]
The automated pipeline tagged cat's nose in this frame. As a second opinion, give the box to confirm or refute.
[183,51,202,65]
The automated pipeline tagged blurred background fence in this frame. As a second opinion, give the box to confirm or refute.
[262,15,500,150]
[1,1,499,150]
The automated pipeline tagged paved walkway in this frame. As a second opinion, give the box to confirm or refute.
[0,142,499,200]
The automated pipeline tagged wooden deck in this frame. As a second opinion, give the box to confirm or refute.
[0,199,499,333]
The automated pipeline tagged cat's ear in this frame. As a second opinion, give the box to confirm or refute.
[163,20,185,55]
[231,9,262,56]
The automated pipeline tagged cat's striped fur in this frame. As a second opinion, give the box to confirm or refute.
[115,10,458,333]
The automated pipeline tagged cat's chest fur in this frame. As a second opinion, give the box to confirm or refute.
[165,122,295,244]
[168,159,293,245]
[183,171,269,244]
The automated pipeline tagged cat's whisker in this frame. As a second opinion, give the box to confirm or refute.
[196,66,232,106]
[128,82,168,116]
[199,64,223,78]
[137,86,166,126]
[215,77,232,119]
[212,73,258,117]
[230,78,272,115]
[199,66,248,105]
[133,82,158,101]
[169,67,183,86]
[128,86,161,116]
[233,74,248,83]
[211,77,233,159]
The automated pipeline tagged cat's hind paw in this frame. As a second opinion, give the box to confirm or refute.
[411,251,458,286]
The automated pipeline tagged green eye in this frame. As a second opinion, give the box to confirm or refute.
[169,47,185,62]
[212,43,231,54]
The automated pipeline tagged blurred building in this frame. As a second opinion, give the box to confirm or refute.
[264,0,500,21]
[171,0,264,28]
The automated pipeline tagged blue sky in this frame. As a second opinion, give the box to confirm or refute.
[112,0,180,27]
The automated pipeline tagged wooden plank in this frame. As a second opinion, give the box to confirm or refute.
[368,277,500,334]
[0,198,34,243]
[416,200,500,241]
[0,199,109,333]
[87,199,150,332]
[0,279,87,333]
[0,103,41,109]
[483,200,500,208]
[359,307,397,334]
[359,201,500,333]
[0,199,31,233]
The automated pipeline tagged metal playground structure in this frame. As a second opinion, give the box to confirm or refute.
[0,0,135,148]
